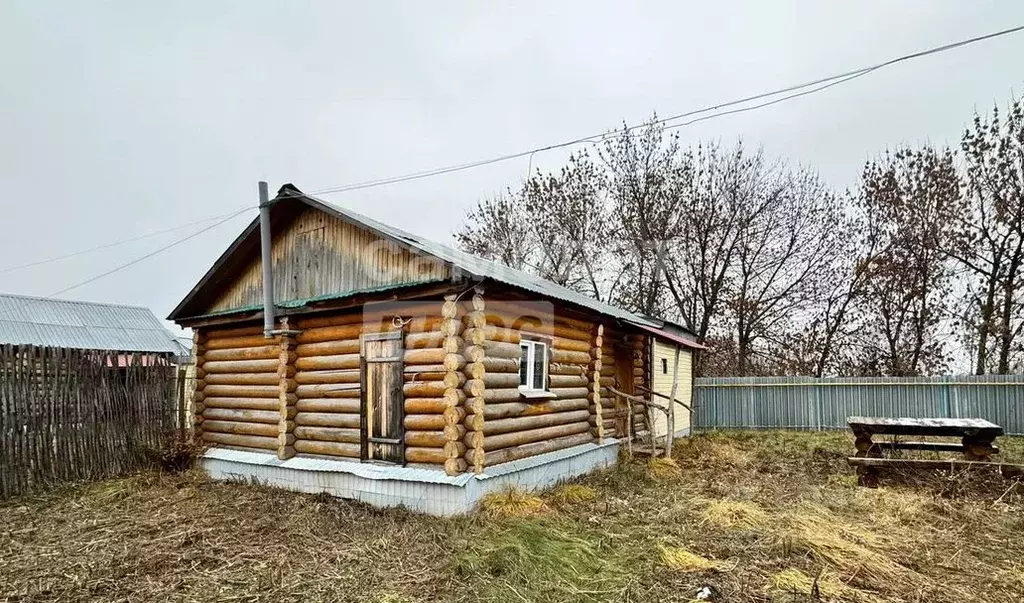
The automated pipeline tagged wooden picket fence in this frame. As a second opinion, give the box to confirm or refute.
[0,344,183,499]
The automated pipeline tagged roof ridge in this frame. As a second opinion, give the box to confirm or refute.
[0,292,151,311]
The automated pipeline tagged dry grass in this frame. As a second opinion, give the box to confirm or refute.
[768,568,881,602]
[659,546,726,573]
[547,483,597,507]
[783,506,919,592]
[2,430,1023,603]
[647,456,682,480]
[479,486,548,518]
[457,519,627,601]
[701,499,768,530]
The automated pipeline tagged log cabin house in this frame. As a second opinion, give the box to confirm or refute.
[169,184,702,515]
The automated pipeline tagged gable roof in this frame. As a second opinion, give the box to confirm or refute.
[169,184,700,344]
[0,293,183,353]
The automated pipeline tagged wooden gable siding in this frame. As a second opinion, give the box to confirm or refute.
[207,207,451,314]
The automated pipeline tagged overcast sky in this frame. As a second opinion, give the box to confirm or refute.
[2,2,1023,338]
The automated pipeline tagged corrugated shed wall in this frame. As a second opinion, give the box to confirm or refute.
[650,342,692,437]
[693,375,1024,435]
[207,207,450,314]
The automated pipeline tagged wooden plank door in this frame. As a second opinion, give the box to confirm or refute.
[361,331,405,464]
[613,344,636,437]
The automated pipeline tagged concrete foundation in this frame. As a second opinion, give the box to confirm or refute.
[200,438,621,516]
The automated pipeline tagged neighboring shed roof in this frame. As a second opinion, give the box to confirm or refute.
[0,293,182,353]
[169,184,701,346]
[633,323,706,350]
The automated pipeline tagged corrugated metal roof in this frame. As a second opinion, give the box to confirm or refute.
[633,323,705,350]
[301,191,668,330]
[0,293,181,353]
[168,183,700,341]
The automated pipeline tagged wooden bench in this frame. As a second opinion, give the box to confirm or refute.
[846,417,1006,487]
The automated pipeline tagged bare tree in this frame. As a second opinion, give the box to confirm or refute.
[455,190,532,271]
[456,102,1023,379]
[662,143,751,342]
[728,166,846,375]
[851,147,960,376]
[774,198,877,377]
[600,118,688,317]
[950,96,1024,374]
[522,151,614,300]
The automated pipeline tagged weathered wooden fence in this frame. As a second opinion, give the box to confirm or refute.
[693,375,1024,436]
[0,344,182,498]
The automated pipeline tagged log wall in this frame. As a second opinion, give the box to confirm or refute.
[463,299,596,469]
[630,332,652,439]
[293,315,363,459]
[192,294,653,471]
[195,325,282,452]
[590,323,604,442]
[459,292,483,474]
[597,325,649,440]
[277,328,299,459]
[293,303,446,463]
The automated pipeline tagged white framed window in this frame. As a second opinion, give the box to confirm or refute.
[518,339,549,392]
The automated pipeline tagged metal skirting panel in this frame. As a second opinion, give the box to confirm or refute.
[200,439,620,516]
[694,376,1024,435]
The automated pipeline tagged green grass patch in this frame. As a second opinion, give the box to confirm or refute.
[456,519,629,602]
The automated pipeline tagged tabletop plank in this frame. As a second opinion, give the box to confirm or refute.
[846,416,1003,438]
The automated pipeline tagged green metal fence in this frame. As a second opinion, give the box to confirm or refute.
[693,375,1024,435]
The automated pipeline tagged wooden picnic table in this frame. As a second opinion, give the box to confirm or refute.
[846,416,1006,487]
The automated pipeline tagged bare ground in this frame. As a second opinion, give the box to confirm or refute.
[1,431,1022,603]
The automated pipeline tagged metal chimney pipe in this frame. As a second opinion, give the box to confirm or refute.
[258,181,275,338]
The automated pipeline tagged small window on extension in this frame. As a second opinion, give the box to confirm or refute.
[662,358,669,374]
[518,339,549,392]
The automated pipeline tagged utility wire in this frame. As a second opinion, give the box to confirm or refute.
[9,24,1022,298]
[655,24,1024,128]
[0,205,254,275]
[664,71,873,131]
[40,207,253,301]
[300,24,1024,197]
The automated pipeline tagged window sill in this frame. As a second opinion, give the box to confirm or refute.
[518,388,557,400]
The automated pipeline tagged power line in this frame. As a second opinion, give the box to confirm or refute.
[40,207,253,301]
[664,70,872,132]
[655,24,1024,128]
[11,24,1022,299]
[301,24,1024,198]
[0,205,254,275]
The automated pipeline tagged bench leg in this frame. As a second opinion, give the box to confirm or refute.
[854,433,878,458]
[856,465,879,488]
[962,437,995,461]
[853,429,880,486]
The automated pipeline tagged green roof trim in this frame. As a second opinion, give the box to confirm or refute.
[178,278,451,322]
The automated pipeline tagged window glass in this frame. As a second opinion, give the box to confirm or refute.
[519,342,530,386]
[517,339,549,392]
[532,342,546,390]
[662,358,669,374]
